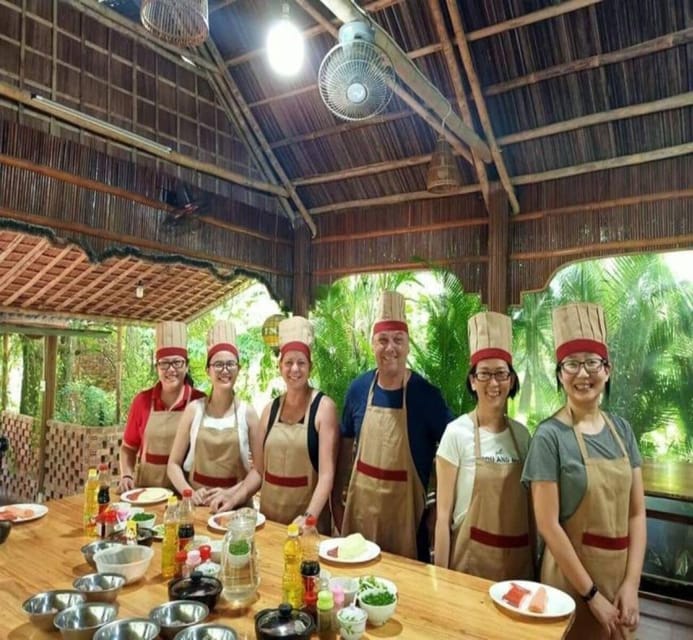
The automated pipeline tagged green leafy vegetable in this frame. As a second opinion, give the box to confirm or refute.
[360,589,395,606]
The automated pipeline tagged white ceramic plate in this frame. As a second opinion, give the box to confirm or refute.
[489,580,575,619]
[319,537,381,564]
[0,503,48,523]
[207,511,266,533]
[120,487,172,505]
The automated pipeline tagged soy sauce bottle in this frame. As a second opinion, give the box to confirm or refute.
[300,515,321,606]
[178,488,195,551]
[97,463,110,515]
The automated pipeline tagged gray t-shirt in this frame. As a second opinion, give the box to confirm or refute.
[521,413,642,523]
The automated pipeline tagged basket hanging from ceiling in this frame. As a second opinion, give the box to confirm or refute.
[141,0,209,47]
[426,136,462,193]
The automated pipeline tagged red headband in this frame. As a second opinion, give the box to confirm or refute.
[471,348,512,367]
[372,320,408,336]
[556,339,608,362]
[156,346,187,360]
[280,341,311,361]
[207,343,239,361]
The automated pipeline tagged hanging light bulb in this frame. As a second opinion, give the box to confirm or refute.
[266,2,304,77]
[135,281,145,299]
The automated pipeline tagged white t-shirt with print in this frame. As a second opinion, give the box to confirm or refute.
[436,413,531,530]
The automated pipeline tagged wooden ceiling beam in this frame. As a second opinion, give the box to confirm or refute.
[498,93,693,146]
[3,245,74,306]
[309,184,481,214]
[485,28,693,97]
[314,255,488,278]
[0,240,50,289]
[445,0,519,212]
[269,110,412,149]
[224,0,404,67]
[97,263,162,315]
[294,155,432,186]
[203,43,317,235]
[22,253,87,308]
[429,0,490,205]
[466,0,602,42]
[70,260,143,313]
[512,142,693,186]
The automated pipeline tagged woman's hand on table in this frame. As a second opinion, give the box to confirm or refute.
[614,579,640,630]
[117,475,135,493]
[209,487,241,513]
[192,487,210,506]
[588,592,627,639]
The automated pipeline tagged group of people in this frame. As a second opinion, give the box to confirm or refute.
[117,292,645,640]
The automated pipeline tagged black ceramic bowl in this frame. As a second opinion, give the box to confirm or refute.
[108,527,154,547]
[167,574,222,612]
[0,520,11,544]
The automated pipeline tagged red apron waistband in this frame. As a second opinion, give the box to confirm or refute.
[265,470,308,487]
[582,532,630,550]
[470,526,529,548]
[144,452,169,465]
[356,459,408,482]
[192,471,237,488]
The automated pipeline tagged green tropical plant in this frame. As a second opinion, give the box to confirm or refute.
[408,269,483,416]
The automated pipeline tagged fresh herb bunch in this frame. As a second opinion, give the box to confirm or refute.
[360,589,395,606]
[228,539,250,555]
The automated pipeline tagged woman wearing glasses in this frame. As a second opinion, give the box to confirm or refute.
[522,303,645,639]
[118,321,205,492]
[241,315,339,531]
[434,312,532,579]
[167,320,262,508]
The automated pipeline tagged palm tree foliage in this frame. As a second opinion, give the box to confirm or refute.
[408,269,483,417]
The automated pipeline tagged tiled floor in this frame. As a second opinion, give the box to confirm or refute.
[637,596,692,639]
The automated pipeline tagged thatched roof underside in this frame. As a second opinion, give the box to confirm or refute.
[0,0,690,321]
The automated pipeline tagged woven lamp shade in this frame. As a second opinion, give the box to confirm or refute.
[426,136,462,193]
[141,0,209,47]
[262,314,285,350]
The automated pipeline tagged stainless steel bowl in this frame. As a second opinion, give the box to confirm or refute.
[73,573,126,603]
[93,618,160,640]
[81,541,123,570]
[53,602,119,640]
[22,590,87,631]
[148,600,209,640]
[173,623,239,640]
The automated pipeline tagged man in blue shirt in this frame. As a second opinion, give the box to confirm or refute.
[334,291,452,561]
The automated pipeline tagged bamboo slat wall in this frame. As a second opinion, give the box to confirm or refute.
[0,0,279,213]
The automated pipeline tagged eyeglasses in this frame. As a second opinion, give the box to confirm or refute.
[474,370,511,382]
[211,360,239,372]
[560,358,607,374]
[156,359,186,370]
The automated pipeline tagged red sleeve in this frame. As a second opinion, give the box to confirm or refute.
[122,389,152,451]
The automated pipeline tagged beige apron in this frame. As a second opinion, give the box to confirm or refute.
[450,412,532,581]
[136,386,191,489]
[190,403,246,490]
[342,372,425,560]
[262,391,319,526]
[541,413,633,640]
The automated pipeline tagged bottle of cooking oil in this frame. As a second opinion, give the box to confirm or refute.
[161,496,179,579]
[282,523,303,608]
[82,467,98,536]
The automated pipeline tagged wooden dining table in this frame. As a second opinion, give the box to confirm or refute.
[0,495,573,639]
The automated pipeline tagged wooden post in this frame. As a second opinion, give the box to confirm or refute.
[1,334,8,410]
[37,335,58,500]
[487,185,510,313]
[292,225,312,316]
[115,324,123,425]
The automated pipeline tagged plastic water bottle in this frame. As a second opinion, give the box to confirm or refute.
[82,468,98,536]
[161,496,179,579]
[282,523,304,608]
[97,463,110,516]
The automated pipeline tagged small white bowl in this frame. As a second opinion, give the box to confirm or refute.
[329,576,359,606]
[337,605,368,640]
[94,545,154,584]
[130,512,156,531]
[358,588,397,627]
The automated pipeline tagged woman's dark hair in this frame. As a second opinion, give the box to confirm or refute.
[465,363,520,400]
[555,362,611,398]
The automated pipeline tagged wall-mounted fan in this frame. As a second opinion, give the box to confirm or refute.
[318,21,394,121]
[162,184,205,234]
